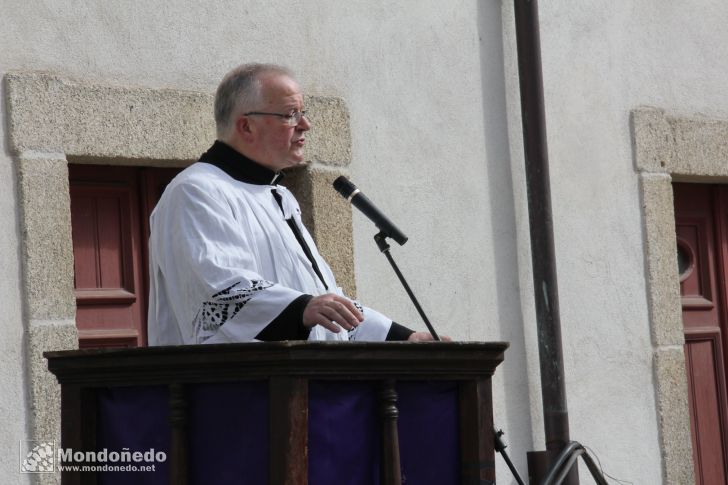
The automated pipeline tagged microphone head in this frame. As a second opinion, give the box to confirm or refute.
[332,175,408,245]
[333,176,357,199]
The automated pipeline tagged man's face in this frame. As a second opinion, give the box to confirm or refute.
[247,74,310,171]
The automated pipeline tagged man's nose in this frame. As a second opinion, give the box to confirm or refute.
[297,114,311,131]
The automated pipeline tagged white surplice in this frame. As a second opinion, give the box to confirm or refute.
[147,162,392,345]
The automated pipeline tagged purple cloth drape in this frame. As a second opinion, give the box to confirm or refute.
[308,380,459,484]
[96,386,170,485]
[188,381,268,485]
[96,380,459,485]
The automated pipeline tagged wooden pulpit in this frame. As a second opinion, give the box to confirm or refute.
[45,341,507,485]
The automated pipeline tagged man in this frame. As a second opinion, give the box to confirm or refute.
[148,63,433,345]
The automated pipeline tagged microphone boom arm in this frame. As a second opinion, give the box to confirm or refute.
[374,231,441,341]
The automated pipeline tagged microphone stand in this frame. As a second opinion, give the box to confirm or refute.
[494,427,525,485]
[375,230,527,483]
[373,231,440,341]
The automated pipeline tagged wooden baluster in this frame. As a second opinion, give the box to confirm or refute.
[459,378,495,485]
[380,379,402,485]
[168,383,188,485]
[57,385,98,484]
[269,377,308,485]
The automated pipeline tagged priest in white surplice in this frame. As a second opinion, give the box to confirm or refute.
[148,63,435,345]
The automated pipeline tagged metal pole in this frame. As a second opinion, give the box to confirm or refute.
[512,0,575,481]
[374,232,441,341]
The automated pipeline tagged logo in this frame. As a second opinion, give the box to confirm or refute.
[20,441,55,473]
[20,441,166,474]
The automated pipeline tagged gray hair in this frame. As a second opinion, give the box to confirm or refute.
[214,63,295,138]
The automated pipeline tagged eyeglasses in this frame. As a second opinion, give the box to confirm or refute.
[244,110,308,127]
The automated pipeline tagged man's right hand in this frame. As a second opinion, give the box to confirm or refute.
[302,294,364,333]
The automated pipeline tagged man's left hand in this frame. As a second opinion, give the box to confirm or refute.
[407,332,452,342]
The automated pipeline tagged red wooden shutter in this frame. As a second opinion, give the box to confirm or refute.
[69,165,181,348]
[674,183,728,484]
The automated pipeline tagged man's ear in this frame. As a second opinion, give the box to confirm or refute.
[235,116,255,143]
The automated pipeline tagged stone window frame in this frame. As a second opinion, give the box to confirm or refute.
[4,71,356,452]
[632,106,728,484]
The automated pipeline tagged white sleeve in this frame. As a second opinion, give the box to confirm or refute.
[150,181,305,344]
[317,287,394,342]
[346,304,393,341]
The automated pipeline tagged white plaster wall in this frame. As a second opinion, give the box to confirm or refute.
[500,1,728,483]
[0,4,32,479]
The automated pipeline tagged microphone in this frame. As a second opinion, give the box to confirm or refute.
[332,176,408,246]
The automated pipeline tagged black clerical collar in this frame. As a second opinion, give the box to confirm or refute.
[199,140,284,185]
